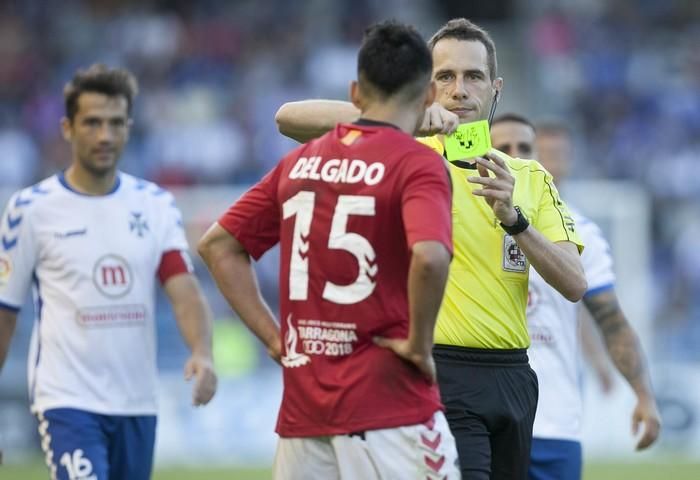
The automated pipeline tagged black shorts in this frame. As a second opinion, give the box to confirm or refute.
[434,344,539,480]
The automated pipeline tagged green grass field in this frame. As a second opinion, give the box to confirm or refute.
[1,460,698,479]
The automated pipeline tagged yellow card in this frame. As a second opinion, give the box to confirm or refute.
[443,120,492,160]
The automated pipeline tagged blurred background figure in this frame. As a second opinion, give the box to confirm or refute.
[491,114,660,480]
[0,1,699,479]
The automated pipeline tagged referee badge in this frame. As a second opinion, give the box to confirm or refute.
[502,235,527,273]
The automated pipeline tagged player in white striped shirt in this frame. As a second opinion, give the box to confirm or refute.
[490,114,660,480]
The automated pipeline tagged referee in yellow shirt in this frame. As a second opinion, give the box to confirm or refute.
[423,19,585,480]
[274,18,587,480]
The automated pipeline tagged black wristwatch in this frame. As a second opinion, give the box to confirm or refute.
[500,206,529,235]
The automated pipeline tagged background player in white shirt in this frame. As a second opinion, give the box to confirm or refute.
[0,64,217,480]
[490,114,661,480]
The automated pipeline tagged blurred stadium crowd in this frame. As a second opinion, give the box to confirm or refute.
[0,0,699,376]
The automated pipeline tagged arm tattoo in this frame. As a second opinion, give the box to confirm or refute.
[583,289,651,394]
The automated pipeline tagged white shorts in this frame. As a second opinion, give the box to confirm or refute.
[273,410,460,480]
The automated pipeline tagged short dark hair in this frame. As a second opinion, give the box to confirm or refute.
[492,113,535,131]
[64,64,138,121]
[428,18,498,80]
[535,121,571,138]
[357,20,432,100]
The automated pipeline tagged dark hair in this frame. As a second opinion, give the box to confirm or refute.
[535,121,571,138]
[64,64,138,121]
[357,20,432,99]
[428,18,498,80]
[492,113,535,130]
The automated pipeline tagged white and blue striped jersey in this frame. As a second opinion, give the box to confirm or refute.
[0,172,189,415]
[527,208,615,441]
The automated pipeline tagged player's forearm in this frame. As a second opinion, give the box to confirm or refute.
[407,242,451,353]
[170,279,214,358]
[0,309,18,372]
[585,292,655,400]
[517,231,586,301]
[201,247,280,353]
[275,100,360,143]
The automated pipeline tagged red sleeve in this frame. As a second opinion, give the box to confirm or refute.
[218,164,282,260]
[401,152,453,254]
[157,250,192,284]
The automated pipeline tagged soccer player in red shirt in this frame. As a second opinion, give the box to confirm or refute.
[198,20,460,479]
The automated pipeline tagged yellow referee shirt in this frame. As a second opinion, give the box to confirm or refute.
[417,136,584,349]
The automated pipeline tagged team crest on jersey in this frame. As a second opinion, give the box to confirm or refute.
[502,234,527,273]
[281,315,311,368]
[0,254,12,286]
[92,254,133,298]
[129,212,149,237]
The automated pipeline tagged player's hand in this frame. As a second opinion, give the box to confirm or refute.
[184,353,218,406]
[417,103,459,136]
[468,149,518,226]
[632,396,661,450]
[373,337,436,383]
[267,338,283,366]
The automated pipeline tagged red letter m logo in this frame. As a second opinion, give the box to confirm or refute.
[102,265,127,286]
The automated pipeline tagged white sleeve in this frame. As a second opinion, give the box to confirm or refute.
[157,191,190,255]
[579,219,616,296]
[0,191,38,310]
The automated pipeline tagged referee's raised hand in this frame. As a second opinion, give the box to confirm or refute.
[468,148,518,226]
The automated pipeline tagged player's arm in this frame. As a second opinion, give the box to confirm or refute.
[163,271,217,406]
[0,192,38,372]
[0,308,18,372]
[579,309,614,393]
[275,100,360,143]
[198,224,281,363]
[275,100,459,143]
[375,241,450,383]
[375,151,453,382]
[583,288,661,450]
[515,236,585,302]
[469,150,587,301]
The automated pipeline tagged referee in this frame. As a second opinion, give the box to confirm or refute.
[423,19,586,480]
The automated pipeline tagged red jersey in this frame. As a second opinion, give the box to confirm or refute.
[219,121,452,437]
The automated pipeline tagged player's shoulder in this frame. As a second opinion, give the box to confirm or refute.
[415,135,445,156]
[119,173,176,204]
[569,206,606,244]
[4,175,62,215]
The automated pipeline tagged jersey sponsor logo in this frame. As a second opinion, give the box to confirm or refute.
[288,156,385,185]
[528,323,555,344]
[0,253,12,286]
[129,212,149,237]
[281,314,311,368]
[298,318,357,357]
[76,304,147,328]
[92,254,133,298]
[502,234,527,273]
